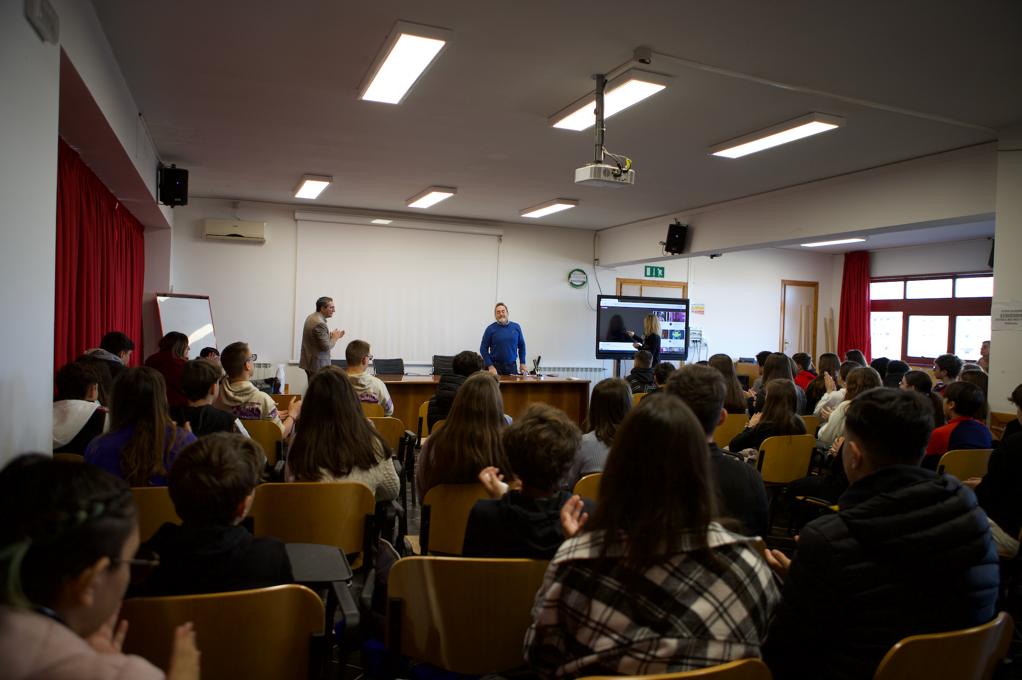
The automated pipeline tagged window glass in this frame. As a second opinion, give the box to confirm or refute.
[907,315,949,358]
[870,312,903,360]
[955,277,994,298]
[870,281,904,300]
[906,279,952,299]
[954,316,991,360]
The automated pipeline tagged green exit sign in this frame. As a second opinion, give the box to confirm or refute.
[644,265,665,278]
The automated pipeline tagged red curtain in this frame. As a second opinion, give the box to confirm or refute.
[837,250,872,362]
[54,138,145,371]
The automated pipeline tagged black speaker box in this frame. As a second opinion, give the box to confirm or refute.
[665,221,688,255]
[158,165,189,207]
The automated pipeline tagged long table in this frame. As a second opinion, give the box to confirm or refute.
[379,374,590,430]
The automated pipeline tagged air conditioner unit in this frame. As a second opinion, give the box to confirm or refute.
[203,219,266,244]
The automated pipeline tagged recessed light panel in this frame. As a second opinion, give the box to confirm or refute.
[550,70,671,131]
[407,186,457,209]
[800,237,866,248]
[711,113,844,159]
[294,175,332,200]
[359,22,450,105]
[520,199,579,218]
[371,218,393,225]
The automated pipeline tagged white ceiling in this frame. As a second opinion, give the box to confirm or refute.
[91,1,1022,232]
[779,219,995,253]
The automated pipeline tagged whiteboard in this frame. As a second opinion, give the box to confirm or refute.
[156,294,217,354]
[294,219,500,362]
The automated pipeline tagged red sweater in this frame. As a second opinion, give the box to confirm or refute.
[144,350,188,408]
[794,370,816,390]
[925,416,993,458]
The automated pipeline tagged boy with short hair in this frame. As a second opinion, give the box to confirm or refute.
[52,362,107,453]
[172,359,240,437]
[627,350,656,394]
[652,361,676,390]
[215,341,297,436]
[345,339,394,416]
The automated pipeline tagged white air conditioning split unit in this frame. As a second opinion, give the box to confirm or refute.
[203,219,266,244]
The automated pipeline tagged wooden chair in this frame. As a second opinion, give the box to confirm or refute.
[243,418,284,465]
[800,414,821,435]
[757,435,816,485]
[579,658,772,679]
[387,557,549,675]
[361,402,386,417]
[713,413,750,448]
[250,481,375,568]
[989,412,1016,441]
[122,584,324,680]
[131,486,181,542]
[53,452,84,463]
[938,448,994,480]
[270,393,298,413]
[369,416,415,456]
[873,611,1013,680]
[573,473,603,502]
[420,483,489,555]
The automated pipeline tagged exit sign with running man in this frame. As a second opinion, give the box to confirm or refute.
[644,266,665,278]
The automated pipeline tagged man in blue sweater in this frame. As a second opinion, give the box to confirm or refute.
[480,302,527,375]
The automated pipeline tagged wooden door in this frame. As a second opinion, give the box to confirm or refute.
[780,280,818,358]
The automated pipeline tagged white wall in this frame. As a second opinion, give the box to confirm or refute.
[990,124,1022,413]
[0,5,60,466]
[870,238,992,278]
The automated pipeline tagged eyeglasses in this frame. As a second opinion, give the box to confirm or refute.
[112,556,161,569]
[367,354,374,362]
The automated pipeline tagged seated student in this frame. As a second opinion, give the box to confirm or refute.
[170,359,239,437]
[626,350,656,394]
[216,341,297,437]
[75,355,115,407]
[709,353,750,416]
[136,434,292,596]
[805,352,840,414]
[0,456,199,680]
[427,350,483,429]
[970,430,1022,557]
[900,369,946,427]
[729,379,806,453]
[52,362,107,454]
[85,367,196,487]
[814,360,858,417]
[286,367,399,502]
[652,361,676,390]
[463,404,595,558]
[199,346,220,364]
[562,378,631,490]
[525,394,779,677]
[979,339,991,372]
[751,349,772,392]
[817,366,883,447]
[958,366,990,420]
[416,371,513,502]
[1003,383,1022,441]
[82,330,135,380]
[869,356,889,382]
[752,353,806,415]
[763,388,999,680]
[882,359,910,388]
[665,365,770,537]
[144,331,190,409]
[922,381,991,468]
[344,339,394,417]
[791,352,817,390]
[932,352,964,394]
[844,348,867,366]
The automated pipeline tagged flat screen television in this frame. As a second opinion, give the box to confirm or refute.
[596,294,690,361]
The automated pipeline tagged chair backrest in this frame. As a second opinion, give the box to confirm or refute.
[735,362,760,383]
[573,473,603,502]
[122,584,324,680]
[387,557,549,675]
[53,452,84,463]
[250,482,375,558]
[131,486,181,542]
[713,413,750,448]
[938,449,994,480]
[361,401,386,417]
[373,358,404,375]
[989,411,1016,441]
[757,434,816,484]
[432,355,455,376]
[632,392,648,405]
[270,393,298,413]
[421,483,489,555]
[243,418,284,465]
[800,414,821,435]
[416,399,431,442]
[432,419,446,433]
[873,611,1013,680]
[370,416,407,453]
[579,658,772,680]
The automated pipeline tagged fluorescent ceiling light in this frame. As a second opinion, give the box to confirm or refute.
[407,186,456,209]
[711,113,844,158]
[359,21,450,105]
[371,218,393,225]
[294,175,332,200]
[550,69,672,131]
[801,237,866,248]
[520,199,579,218]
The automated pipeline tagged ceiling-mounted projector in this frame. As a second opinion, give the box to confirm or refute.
[575,162,636,188]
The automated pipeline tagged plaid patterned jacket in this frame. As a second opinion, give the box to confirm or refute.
[524,523,780,678]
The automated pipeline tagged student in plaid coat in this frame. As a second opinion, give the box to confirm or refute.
[525,393,780,678]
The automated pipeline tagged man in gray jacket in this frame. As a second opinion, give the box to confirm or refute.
[300,296,345,379]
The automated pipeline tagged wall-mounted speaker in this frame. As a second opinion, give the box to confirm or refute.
[664,220,688,255]
[158,164,189,207]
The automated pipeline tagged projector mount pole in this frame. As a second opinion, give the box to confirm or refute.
[593,73,606,165]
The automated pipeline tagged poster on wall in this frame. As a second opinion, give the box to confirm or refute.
[992,300,1022,331]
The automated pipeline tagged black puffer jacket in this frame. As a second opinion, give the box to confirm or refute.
[764,465,999,680]
[427,373,467,429]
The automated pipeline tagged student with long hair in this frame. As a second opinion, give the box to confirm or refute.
[805,352,840,414]
[900,370,946,427]
[416,371,512,501]
[85,367,196,487]
[144,331,191,408]
[286,367,399,501]
[708,353,750,416]
[814,360,859,418]
[0,456,198,680]
[818,366,883,446]
[845,349,867,366]
[627,313,662,365]
[730,379,807,452]
[526,394,779,677]
[563,378,631,489]
[752,353,806,414]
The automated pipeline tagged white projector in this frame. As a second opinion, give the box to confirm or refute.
[574,163,636,188]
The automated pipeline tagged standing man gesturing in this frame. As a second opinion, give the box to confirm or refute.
[480,302,526,376]
[300,296,345,380]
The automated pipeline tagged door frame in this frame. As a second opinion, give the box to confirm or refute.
[615,278,688,297]
[779,279,819,360]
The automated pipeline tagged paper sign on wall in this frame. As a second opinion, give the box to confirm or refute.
[992,300,1022,331]
[692,303,705,315]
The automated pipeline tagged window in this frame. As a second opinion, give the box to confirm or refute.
[869,273,991,364]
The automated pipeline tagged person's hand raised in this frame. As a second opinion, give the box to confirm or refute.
[478,466,507,499]
[167,622,200,680]
[824,372,836,393]
[330,328,345,341]
[748,412,763,428]
[560,495,589,538]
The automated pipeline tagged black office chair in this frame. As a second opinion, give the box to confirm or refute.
[373,358,404,375]
[330,359,347,368]
[432,355,455,376]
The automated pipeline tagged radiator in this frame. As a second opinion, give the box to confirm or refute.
[541,366,607,381]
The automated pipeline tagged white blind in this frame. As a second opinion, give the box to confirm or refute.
[294,218,501,363]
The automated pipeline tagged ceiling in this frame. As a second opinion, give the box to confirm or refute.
[91,1,1022,232]
[778,219,995,254]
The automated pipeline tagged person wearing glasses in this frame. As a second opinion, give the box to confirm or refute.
[300,296,345,380]
[343,339,394,417]
[215,342,299,437]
